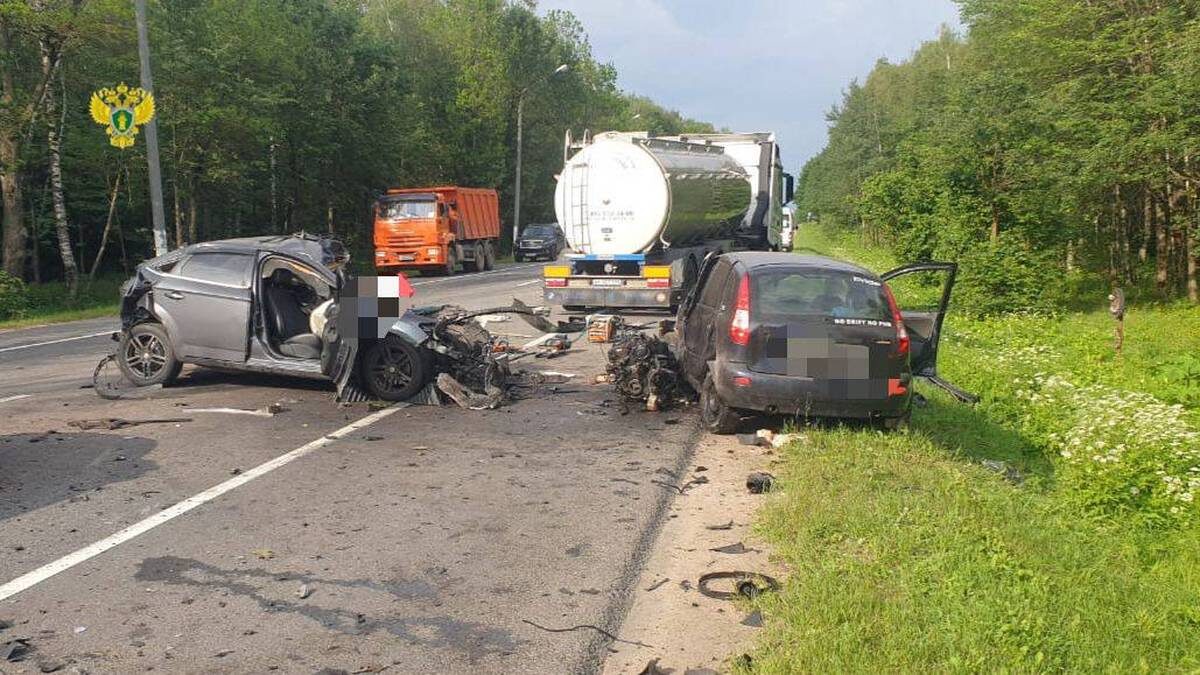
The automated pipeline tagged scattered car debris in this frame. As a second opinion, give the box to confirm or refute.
[636,658,669,675]
[68,417,192,431]
[2,637,30,662]
[697,571,780,601]
[741,610,764,628]
[705,521,734,531]
[709,542,756,555]
[651,474,709,495]
[981,459,1025,485]
[604,326,687,411]
[92,352,164,400]
[297,583,312,599]
[187,406,280,418]
[644,577,670,592]
[737,429,803,449]
[521,618,654,649]
[745,472,775,494]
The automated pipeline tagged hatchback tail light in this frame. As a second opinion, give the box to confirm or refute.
[729,274,751,346]
[881,283,909,357]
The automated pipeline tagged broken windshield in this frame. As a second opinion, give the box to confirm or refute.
[379,199,436,220]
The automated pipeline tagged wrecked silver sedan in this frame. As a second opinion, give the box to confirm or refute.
[113,234,428,401]
[112,234,565,404]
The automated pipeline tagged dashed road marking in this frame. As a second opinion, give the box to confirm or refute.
[0,404,403,603]
[0,331,112,354]
[0,394,32,404]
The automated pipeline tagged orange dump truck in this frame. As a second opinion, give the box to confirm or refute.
[373,187,500,275]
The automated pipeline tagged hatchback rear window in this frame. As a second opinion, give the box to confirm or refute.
[752,269,890,321]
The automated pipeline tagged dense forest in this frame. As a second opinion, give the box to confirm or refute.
[0,0,713,292]
[798,0,1200,313]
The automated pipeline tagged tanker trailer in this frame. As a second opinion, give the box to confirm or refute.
[543,131,792,312]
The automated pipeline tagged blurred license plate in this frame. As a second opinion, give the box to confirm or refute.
[397,254,415,261]
[591,279,624,287]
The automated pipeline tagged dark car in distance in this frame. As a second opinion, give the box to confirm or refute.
[514,223,565,262]
[674,252,956,433]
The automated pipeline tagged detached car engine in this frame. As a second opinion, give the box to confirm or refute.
[604,330,684,411]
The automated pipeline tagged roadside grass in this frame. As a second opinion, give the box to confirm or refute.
[0,276,123,331]
[743,224,1200,671]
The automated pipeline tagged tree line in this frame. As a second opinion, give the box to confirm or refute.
[0,0,713,294]
[797,0,1200,313]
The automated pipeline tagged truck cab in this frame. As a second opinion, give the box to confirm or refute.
[374,186,499,276]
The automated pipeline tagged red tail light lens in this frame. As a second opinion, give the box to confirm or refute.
[881,283,909,357]
[729,274,751,346]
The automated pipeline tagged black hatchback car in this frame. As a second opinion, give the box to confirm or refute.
[674,252,956,433]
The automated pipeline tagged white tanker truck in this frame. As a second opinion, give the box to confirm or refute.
[542,130,793,311]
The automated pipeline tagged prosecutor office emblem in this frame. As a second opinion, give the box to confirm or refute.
[89,83,156,149]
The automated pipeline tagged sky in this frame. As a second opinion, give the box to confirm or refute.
[537,0,963,173]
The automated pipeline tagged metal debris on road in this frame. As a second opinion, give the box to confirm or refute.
[68,417,192,431]
[520,618,655,649]
[738,429,803,449]
[644,577,670,592]
[741,610,764,628]
[746,472,775,494]
[186,405,281,418]
[709,542,756,555]
[696,571,780,601]
[2,638,30,662]
[705,521,734,531]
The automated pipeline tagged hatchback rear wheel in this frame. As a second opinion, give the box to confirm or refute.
[700,372,740,434]
[360,336,430,401]
[117,323,182,386]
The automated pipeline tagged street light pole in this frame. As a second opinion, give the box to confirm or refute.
[134,0,168,256]
[512,64,568,251]
[513,92,525,251]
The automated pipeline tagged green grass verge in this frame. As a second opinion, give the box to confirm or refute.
[0,276,123,330]
[745,224,1200,671]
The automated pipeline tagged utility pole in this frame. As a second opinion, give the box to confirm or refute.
[134,0,168,256]
[512,64,568,251]
[513,93,525,251]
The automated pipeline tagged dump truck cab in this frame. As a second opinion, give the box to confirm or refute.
[374,186,499,275]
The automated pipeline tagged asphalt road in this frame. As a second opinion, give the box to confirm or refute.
[0,263,697,674]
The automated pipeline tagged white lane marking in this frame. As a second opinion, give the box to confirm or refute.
[0,331,113,354]
[0,394,32,404]
[0,404,403,603]
[515,279,542,288]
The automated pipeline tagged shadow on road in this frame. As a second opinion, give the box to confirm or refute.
[166,367,337,396]
[0,432,157,523]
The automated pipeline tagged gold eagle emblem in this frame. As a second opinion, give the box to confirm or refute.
[89,83,156,149]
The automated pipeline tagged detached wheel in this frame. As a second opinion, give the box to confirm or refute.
[701,371,740,434]
[117,323,182,386]
[360,336,431,401]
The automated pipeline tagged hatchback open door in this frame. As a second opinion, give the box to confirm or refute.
[880,262,976,403]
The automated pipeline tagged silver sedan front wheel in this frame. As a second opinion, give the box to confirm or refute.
[116,323,182,386]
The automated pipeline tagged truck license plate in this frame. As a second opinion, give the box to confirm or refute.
[397,254,415,262]
[591,279,624,287]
